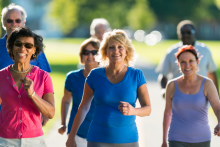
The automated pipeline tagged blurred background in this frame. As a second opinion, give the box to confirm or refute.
[2,0,220,40]
[1,0,220,146]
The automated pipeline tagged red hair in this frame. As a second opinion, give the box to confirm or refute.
[175,45,199,60]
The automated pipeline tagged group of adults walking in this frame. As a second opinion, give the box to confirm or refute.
[0,3,219,147]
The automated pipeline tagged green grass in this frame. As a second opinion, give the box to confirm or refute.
[42,40,79,135]
[42,38,220,134]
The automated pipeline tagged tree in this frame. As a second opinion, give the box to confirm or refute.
[0,0,10,37]
[48,0,157,35]
[127,0,156,30]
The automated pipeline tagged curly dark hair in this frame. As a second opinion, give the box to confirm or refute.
[7,27,44,60]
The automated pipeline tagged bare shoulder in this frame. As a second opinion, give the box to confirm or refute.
[166,80,176,98]
[204,77,214,88]
[203,77,216,96]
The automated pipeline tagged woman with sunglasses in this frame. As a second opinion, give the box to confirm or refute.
[66,30,151,147]
[0,27,55,147]
[161,45,220,147]
[59,38,100,147]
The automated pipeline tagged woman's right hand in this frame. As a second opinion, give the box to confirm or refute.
[66,137,77,147]
[58,125,66,135]
[161,142,167,147]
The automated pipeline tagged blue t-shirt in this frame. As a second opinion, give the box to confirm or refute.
[86,67,146,143]
[65,69,96,138]
[0,34,52,72]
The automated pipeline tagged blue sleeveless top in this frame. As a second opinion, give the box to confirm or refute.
[168,78,211,143]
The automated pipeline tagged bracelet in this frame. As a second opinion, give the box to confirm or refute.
[29,91,35,98]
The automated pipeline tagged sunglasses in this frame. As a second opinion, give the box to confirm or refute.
[181,30,195,35]
[14,40,34,49]
[82,50,98,55]
[6,19,21,24]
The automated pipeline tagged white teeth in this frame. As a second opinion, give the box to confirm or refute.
[185,69,191,71]
[18,53,25,56]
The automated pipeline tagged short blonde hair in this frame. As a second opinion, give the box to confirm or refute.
[97,29,137,66]
[79,37,100,64]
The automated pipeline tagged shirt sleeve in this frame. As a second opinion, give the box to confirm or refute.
[36,52,52,73]
[155,51,172,77]
[137,69,147,88]
[43,72,54,94]
[86,70,94,90]
[205,46,218,72]
[64,73,72,92]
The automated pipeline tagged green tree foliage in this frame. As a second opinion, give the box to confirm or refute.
[127,0,156,30]
[148,0,220,24]
[0,0,10,37]
[49,0,81,34]
[48,0,157,35]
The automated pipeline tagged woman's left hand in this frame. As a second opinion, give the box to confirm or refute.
[118,101,136,116]
[214,124,220,136]
[20,76,34,97]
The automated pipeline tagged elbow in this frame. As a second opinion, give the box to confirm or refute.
[48,107,55,119]
[146,106,152,116]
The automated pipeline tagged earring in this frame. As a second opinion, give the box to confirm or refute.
[32,54,36,58]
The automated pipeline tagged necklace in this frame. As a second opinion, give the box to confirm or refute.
[110,65,126,79]
[12,65,31,73]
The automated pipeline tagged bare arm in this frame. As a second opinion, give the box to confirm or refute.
[66,82,94,147]
[31,93,55,119]
[161,81,175,147]
[58,88,72,135]
[21,76,55,119]
[158,74,168,98]
[207,71,219,95]
[204,79,220,136]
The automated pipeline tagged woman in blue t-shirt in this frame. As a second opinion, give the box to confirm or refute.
[58,38,100,147]
[66,29,152,147]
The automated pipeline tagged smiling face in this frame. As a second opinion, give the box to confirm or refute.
[3,9,25,35]
[82,43,99,66]
[178,51,199,76]
[107,41,127,64]
[12,37,36,64]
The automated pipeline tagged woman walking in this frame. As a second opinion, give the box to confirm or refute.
[58,38,100,147]
[161,45,220,147]
[66,29,151,147]
[0,27,55,147]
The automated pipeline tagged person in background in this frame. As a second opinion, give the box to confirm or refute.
[58,38,100,147]
[66,29,151,147]
[0,3,51,125]
[0,27,55,147]
[77,18,110,69]
[90,18,111,41]
[156,20,218,98]
[161,45,220,147]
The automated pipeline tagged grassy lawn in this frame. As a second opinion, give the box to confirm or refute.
[42,38,220,134]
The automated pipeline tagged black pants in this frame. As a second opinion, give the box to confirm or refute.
[169,141,210,147]
[88,142,139,147]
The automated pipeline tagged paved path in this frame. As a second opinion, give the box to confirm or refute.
[45,56,220,147]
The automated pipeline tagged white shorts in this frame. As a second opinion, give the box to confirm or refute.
[75,135,87,147]
[0,135,46,147]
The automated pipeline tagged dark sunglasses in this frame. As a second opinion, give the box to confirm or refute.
[82,50,98,55]
[6,19,21,24]
[181,29,195,35]
[14,40,34,49]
